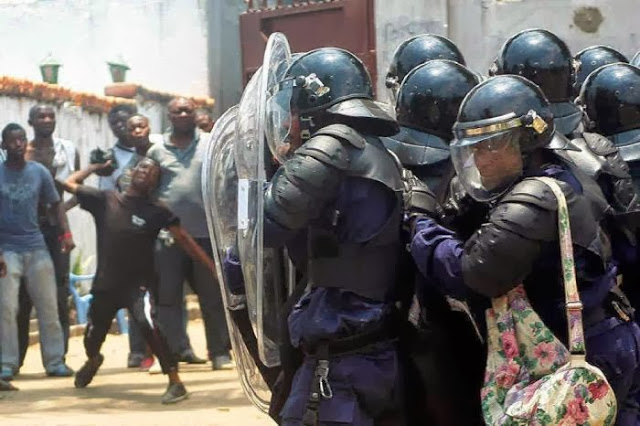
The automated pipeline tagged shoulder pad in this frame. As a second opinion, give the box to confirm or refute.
[495,177,603,250]
[313,124,366,149]
[499,178,563,211]
[491,201,556,242]
[565,163,612,219]
[561,137,608,179]
[296,134,350,170]
[547,132,581,151]
[576,133,631,179]
[582,132,619,157]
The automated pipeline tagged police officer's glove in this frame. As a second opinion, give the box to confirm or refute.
[439,176,475,223]
[402,169,440,232]
[439,176,491,239]
[89,147,117,177]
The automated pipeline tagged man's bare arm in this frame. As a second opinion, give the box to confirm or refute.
[61,162,111,195]
[50,201,75,253]
[62,150,83,211]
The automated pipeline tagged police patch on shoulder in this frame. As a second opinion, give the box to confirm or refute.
[131,215,146,227]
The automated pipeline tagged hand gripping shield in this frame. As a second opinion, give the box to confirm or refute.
[234,32,293,368]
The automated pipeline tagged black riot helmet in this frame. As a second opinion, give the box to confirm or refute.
[632,51,640,68]
[396,60,479,139]
[455,75,555,152]
[385,34,466,101]
[491,29,575,103]
[285,47,372,113]
[579,63,640,137]
[267,47,397,162]
[384,60,478,188]
[573,45,628,96]
[451,76,555,201]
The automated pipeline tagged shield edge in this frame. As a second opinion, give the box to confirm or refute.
[202,105,271,413]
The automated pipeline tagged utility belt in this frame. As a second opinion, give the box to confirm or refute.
[583,286,635,329]
[300,320,397,426]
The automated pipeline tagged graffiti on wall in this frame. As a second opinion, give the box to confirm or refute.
[380,15,446,64]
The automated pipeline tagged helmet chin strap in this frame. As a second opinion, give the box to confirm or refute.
[299,112,329,142]
[299,114,316,141]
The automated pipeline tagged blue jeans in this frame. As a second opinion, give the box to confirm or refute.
[0,249,66,372]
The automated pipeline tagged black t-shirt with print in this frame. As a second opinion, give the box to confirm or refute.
[77,186,179,291]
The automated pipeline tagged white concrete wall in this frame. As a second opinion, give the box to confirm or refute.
[448,0,640,77]
[374,0,448,103]
[0,0,209,97]
[375,0,640,100]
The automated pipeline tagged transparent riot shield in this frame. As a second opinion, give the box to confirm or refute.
[202,105,271,412]
[235,32,293,368]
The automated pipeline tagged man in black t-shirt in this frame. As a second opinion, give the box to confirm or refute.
[61,157,216,404]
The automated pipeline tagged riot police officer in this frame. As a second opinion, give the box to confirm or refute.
[573,45,628,97]
[385,34,466,102]
[383,59,478,191]
[490,29,582,137]
[383,59,486,424]
[580,63,640,181]
[492,29,640,223]
[262,46,406,425]
[580,63,640,324]
[409,75,640,424]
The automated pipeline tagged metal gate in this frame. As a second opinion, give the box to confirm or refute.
[239,0,377,89]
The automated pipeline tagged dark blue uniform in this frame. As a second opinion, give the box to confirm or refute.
[411,163,640,424]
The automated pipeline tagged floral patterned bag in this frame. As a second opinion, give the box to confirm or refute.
[481,177,617,426]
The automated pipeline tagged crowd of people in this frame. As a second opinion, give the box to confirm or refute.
[213,29,640,426]
[0,98,230,404]
[3,25,640,425]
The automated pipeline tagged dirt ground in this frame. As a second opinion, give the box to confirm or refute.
[1,319,274,426]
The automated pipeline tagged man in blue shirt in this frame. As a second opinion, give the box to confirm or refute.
[0,123,74,380]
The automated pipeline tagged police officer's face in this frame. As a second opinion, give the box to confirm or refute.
[275,112,302,161]
[473,137,522,190]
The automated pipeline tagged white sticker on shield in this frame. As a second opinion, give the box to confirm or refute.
[237,178,250,231]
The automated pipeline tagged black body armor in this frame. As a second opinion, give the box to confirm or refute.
[462,176,608,297]
[265,124,404,302]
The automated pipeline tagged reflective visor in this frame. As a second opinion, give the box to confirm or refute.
[453,110,548,146]
[265,81,294,164]
[450,129,523,202]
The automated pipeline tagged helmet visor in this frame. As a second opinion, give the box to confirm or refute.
[265,81,294,164]
[451,129,523,202]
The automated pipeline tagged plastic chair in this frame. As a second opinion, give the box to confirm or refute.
[69,273,129,334]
